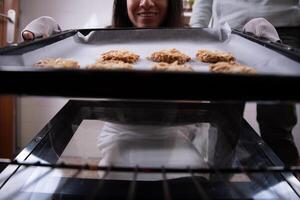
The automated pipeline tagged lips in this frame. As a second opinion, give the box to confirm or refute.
[137,12,158,17]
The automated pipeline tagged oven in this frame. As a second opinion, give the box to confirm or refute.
[0,28,300,199]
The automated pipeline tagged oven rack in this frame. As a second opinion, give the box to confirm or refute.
[1,158,300,200]
[1,159,300,174]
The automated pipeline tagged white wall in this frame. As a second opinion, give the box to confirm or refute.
[17,0,114,148]
[20,0,114,33]
[17,97,68,148]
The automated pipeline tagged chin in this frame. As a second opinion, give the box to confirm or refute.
[138,23,160,28]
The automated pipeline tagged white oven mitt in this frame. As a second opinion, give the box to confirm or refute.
[213,22,232,42]
[21,16,61,41]
[243,18,280,43]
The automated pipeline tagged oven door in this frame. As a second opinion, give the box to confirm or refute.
[0,100,299,200]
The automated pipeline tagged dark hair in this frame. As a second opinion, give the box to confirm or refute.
[112,0,184,28]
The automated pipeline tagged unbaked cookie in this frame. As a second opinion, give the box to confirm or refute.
[210,62,257,74]
[87,60,133,70]
[149,49,191,64]
[152,61,193,72]
[34,58,80,69]
[196,50,235,63]
[100,50,140,63]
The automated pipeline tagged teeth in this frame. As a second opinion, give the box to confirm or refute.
[138,13,157,17]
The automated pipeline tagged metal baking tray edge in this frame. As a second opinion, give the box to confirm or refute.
[0,28,299,101]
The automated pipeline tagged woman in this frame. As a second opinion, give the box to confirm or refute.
[22,0,209,180]
[113,0,183,28]
[22,0,184,40]
[21,0,298,173]
[22,0,281,42]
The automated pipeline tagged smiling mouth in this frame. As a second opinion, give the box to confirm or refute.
[137,12,158,17]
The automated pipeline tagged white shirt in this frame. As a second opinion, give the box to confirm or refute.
[97,123,208,180]
[190,0,300,28]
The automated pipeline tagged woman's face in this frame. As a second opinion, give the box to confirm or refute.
[127,0,168,28]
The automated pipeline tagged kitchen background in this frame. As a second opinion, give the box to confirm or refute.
[16,0,300,154]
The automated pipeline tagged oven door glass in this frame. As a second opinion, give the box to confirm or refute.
[0,100,299,200]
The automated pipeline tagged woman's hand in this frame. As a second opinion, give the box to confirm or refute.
[243,18,280,43]
[21,16,61,41]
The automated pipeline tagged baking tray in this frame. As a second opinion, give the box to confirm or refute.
[0,28,300,101]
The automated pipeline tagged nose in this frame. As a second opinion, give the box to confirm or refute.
[139,0,155,9]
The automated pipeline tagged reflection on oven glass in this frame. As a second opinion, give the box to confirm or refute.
[1,101,299,200]
[57,120,210,181]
